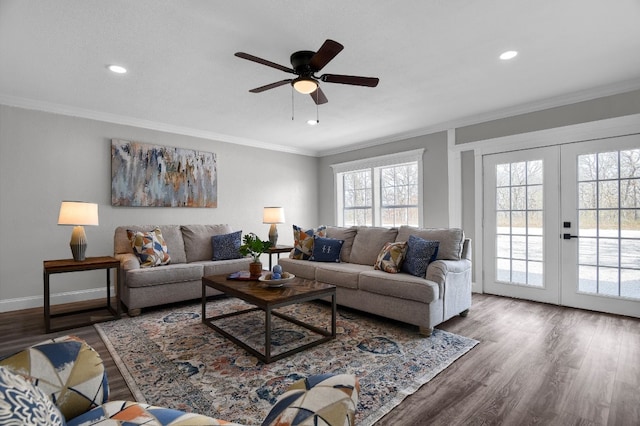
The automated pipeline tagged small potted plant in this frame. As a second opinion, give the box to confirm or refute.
[239,232,272,276]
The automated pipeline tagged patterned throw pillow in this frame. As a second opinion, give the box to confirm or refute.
[401,235,439,277]
[127,227,171,268]
[0,366,66,426]
[310,236,344,262]
[374,241,408,273]
[291,225,327,260]
[211,230,242,260]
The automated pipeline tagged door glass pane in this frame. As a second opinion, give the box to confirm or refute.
[577,150,640,300]
[494,160,544,287]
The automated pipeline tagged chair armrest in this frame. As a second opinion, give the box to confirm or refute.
[0,335,108,421]
[262,373,359,426]
[66,401,244,426]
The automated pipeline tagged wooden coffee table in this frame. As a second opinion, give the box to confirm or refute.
[201,274,336,363]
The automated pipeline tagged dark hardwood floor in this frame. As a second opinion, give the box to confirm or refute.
[1,294,639,425]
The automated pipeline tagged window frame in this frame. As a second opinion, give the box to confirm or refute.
[331,149,424,227]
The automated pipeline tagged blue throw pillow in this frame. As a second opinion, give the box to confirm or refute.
[211,230,242,260]
[310,236,344,263]
[401,235,439,277]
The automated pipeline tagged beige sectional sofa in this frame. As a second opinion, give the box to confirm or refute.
[278,225,472,336]
[114,224,251,315]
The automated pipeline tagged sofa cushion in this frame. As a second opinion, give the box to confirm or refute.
[277,258,317,280]
[181,224,233,262]
[315,263,373,289]
[0,335,108,421]
[211,230,242,261]
[374,241,408,273]
[0,366,66,426]
[325,226,357,263]
[127,227,171,268]
[396,226,464,260]
[197,258,253,277]
[115,225,186,264]
[125,264,204,288]
[359,270,439,304]
[291,225,327,260]
[349,227,398,266]
[310,236,344,263]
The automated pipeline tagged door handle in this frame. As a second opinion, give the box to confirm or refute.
[563,233,579,239]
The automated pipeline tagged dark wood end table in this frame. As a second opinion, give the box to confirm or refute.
[267,245,294,270]
[43,256,121,333]
[202,274,336,363]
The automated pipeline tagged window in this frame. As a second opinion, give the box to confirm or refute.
[332,149,424,227]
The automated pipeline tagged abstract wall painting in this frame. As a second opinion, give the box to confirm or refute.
[111,139,217,207]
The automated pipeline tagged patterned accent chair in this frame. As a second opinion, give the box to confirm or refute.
[0,335,359,426]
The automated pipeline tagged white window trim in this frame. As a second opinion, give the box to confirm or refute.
[331,149,425,227]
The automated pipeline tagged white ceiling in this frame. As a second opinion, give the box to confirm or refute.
[1,0,640,157]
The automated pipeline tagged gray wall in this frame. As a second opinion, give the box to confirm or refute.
[456,89,640,144]
[0,105,318,311]
[318,132,449,228]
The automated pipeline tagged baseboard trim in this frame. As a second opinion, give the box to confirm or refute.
[0,287,113,313]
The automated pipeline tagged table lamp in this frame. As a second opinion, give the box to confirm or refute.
[57,201,99,261]
[263,207,285,246]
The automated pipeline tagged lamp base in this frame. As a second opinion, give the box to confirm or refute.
[268,224,278,247]
[70,225,88,261]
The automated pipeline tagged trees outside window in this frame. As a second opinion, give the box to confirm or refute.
[333,150,424,228]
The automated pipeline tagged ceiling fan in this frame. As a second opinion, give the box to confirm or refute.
[234,39,379,105]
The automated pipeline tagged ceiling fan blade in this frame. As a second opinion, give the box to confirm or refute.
[309,39,344,71]
[309,87,328,105]
[235,52,295,74]
[321,74,379,87]
[249,79,292,93]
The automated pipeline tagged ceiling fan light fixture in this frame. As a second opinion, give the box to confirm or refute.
[292,77,318,94]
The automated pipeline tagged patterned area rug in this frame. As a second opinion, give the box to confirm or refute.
[95,298,478,425]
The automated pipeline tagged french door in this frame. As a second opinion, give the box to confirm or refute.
[483,135,640,318]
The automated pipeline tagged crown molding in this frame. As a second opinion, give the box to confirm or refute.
[3,76,640,159]
[0,94,320,157]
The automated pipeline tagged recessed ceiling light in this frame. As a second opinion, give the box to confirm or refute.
[307,119,319,126]
[499,51,518,60]
[108,65,127,74]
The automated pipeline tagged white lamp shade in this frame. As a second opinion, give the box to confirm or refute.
[263,207,285,224]
[58,201,99,226]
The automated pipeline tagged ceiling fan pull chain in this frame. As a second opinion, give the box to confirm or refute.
[291,85,294,121]
[316,90,319,124]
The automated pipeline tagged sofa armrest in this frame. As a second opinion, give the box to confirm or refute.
[115,253,140,271]
[0,335,109,421]
[262,373,359,426]
[426,259,472,293]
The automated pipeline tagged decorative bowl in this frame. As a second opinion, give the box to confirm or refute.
[258,274,296,287]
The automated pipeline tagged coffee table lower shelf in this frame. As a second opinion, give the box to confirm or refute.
[202,301,336,363]
[201,275,336,364]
